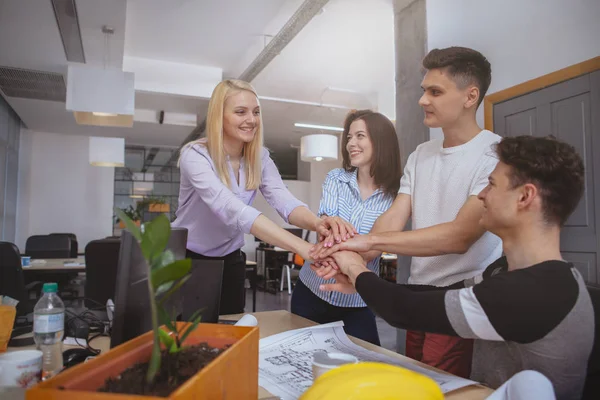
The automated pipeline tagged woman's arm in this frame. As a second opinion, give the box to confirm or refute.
[250,214,312,261]
[260,156,355,242]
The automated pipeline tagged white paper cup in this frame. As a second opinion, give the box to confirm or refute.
[0,350,43,388]
[312,351,359,380]
[234,314,258,327]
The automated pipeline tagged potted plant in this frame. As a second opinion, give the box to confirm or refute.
[116,205,141,228]
[27,210,259,399]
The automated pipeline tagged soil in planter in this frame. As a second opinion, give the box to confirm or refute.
[98,342,230,397]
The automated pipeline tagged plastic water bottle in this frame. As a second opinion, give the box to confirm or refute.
[33,283,65,380]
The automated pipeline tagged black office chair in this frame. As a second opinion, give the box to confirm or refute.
[583,284,600,399]
[84,238,121,309]
[49,233,78,258]
[180,260,224,323]
[0,242,42,321]
[25,235,72,259]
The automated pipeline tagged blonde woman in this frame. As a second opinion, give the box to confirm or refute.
[172,79,355,314]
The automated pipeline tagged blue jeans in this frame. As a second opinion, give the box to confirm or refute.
[291,279,381,346]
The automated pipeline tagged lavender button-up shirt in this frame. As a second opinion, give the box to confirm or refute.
[172,142,307,257]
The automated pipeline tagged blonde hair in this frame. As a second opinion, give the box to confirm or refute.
[179,79,264,190]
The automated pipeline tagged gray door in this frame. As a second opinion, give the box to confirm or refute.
[493,71,600,284]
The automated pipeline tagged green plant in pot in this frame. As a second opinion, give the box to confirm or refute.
[26,208,259,399]
[104,208,222,395]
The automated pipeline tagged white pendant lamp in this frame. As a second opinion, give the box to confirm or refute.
[66,26,135,127]
[301,134,338,162]
[89,137,125,167]
[132,172,154,193]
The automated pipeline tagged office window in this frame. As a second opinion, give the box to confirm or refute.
[113,146,180,234]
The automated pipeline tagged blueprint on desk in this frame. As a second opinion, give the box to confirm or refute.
[258,321,476,400]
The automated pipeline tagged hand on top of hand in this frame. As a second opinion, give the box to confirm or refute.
[309,234,373,260]
[315,216,357,247]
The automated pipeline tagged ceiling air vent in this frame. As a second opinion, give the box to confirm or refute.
[0,66,66,102]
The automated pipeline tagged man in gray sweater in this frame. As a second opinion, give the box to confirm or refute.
[315,135,594,400]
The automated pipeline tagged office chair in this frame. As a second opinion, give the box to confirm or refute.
[180,260,224,323]
[50,233,78,257]
[25,235,71,259]
[84,238,121,309]
[0,242,42,322]
[280,229,310,294]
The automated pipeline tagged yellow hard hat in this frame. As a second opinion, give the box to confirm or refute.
[300,362,443,400]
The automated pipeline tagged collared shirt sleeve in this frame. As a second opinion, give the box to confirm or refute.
[398,150,416,195]
[259,150,307,223]
[180,146,261,234]
[317,170,340,217]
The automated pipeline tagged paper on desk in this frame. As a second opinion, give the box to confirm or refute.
[259,323,476,400]
[63,262,85,267]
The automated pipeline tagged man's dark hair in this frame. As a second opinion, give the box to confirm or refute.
[341,110,402,198]
[422,46,492,107]
[495,135,584,226]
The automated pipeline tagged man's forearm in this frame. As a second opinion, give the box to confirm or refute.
[369,221,472,257]
[355,272,457,335]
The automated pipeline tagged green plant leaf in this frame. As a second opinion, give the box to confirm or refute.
[114,207,141,241]
[151,250,175,271]
[158,329,179,353]
[140,214,171,261]
[157,274,192,304]
[151,259,191,291]
[146,330,161,383]
[179,309,205,346]
[157,306,177,333]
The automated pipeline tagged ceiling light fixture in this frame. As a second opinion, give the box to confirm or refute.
[92,112,118,117]
[294,123,344,132]
[89,137,125,167]
[66,26,135,127]
[301,134,338,162]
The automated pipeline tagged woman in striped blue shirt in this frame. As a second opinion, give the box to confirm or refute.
[291,110,402,345]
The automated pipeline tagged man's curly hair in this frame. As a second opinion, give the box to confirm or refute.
[495,135,584,226]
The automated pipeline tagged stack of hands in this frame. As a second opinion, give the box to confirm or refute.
[309,217,376,295]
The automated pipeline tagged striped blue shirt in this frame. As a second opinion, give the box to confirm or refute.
[299,168,395,307]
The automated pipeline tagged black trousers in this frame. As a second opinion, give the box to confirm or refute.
[186,249,246,315]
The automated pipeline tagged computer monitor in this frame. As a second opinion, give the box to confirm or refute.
[180,260,224,323]
[110,228,188,348]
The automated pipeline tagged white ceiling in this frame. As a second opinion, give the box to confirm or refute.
[0,0,395,156]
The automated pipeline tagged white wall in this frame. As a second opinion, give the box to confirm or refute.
[426,0,600,140]
[16,129,115,252]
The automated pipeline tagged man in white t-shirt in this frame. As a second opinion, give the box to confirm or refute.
[310,46,502,378]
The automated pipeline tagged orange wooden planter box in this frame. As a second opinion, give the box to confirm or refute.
[148,204,170,213]
[26,322,259,399]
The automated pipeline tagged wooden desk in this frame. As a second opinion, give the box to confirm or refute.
[9,311,492,399]
[23,257,86,272]
[220,311,493,400]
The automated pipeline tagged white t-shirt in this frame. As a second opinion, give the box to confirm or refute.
[399,130,503,286]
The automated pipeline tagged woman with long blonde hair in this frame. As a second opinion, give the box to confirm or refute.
[173,79,355,314]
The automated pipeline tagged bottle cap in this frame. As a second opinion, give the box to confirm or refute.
[42,283,58,293]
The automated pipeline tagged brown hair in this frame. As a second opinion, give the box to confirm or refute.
[495,135,584,226]
[341,110,402,198]
[423,46,492,107]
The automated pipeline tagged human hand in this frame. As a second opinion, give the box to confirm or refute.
[310,257,341,280]
[310,234,373,260]
[318,273,356,295]
[315,216,357,246]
